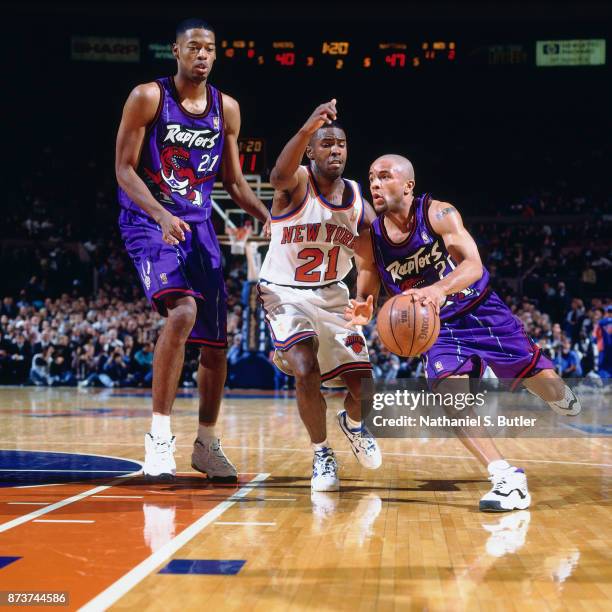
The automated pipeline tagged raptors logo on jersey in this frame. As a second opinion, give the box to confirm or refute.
[259,166,365,287]
[370,193,490,322]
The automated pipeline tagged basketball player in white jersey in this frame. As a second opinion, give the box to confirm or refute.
[258,100,382,491]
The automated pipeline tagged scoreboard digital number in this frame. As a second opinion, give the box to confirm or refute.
[238,137,266,175]
[221,38,457,70]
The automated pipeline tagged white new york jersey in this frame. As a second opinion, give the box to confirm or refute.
[259,166,366,287]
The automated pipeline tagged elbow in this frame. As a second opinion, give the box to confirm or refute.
[269,167,290,190]
[269,168,282,189]
[115,164,130,190]
[222,179,240,195]
[472,262,485,286]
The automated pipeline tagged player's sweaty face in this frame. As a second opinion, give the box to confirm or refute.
[312,129,347,177]
[176,29,216,81]
[369,161,403,213]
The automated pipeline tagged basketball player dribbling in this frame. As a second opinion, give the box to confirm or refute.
[258,100,382,491]
[346,154,581,511]
[116,18,270,482]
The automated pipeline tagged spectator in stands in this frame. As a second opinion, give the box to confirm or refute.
[564,298,586,342]
[554,338,583,378]
[134,342,155,386]
[597,306,612,378]
[30,346,53,386]
[10,333,31,383]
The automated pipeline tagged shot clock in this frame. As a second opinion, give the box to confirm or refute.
[238,137,266,175]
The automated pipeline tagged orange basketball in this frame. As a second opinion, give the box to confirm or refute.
[376,295,440,357]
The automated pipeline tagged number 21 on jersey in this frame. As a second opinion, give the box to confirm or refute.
[295,246,340,283]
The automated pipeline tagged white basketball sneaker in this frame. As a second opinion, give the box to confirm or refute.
[311,447,340,492]
[191,438,238,483]
[480,466,531,512]
[336,410,382,469]
[527,384,581,416]
[143,433,176,482]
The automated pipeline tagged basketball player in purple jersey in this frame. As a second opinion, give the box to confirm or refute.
[116,18,270,482]
[346,154,581,511]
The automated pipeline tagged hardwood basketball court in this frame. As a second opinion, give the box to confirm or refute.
[0,387,610,610]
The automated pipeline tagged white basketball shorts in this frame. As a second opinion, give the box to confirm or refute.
[257,280,372,387]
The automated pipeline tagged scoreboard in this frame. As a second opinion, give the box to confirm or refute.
[238,137,266,175]
[219,38,456,71]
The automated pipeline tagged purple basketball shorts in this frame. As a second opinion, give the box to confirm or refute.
[119,210,227,348]
[423,290,553,389]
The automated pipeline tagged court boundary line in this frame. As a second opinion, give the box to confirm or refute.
[78,472,270,612]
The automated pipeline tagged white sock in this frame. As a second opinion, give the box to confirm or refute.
[488,459,512,474]
[198,423,217,442]
[151,413,172,438]
[345,414,361,430]
[312,439,330,452]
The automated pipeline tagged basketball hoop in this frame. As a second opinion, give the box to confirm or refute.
[227,225,252,255]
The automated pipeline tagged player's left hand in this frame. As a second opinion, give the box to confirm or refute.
[402,286,445,315]
[344,295,374,328]
[261,217,271,240]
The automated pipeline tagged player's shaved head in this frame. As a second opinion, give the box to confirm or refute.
[372,154,415,180]
[369,154,416,214]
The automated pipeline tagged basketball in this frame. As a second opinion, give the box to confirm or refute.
[376,295,440,357]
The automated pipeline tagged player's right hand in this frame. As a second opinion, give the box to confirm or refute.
[158,211,191,245]
[302,99,338,135]
[344,295,374,328]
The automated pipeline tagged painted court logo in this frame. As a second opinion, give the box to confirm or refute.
[345,333,365,354]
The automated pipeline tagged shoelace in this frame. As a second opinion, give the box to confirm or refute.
[350,425,377,453]
[154,439,173,455]
[491,476,507,492]
[314,452,336,477]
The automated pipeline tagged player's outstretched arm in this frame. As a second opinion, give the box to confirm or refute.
[345,228,381,328]
[115,83,191,246]
[406,201,484,310]
[269,100,338,206]
[220,94,271,231]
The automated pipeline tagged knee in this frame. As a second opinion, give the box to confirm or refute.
[292,353,320,382]
[166,302,197,338]
[200,347,227,370]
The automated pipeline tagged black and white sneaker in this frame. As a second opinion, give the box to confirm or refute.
[548,385,582,416]
[479,467,531,512]
[311,448,340,492]
[336,410,382,469]
[527,384,582,416]
[143,433,176,482]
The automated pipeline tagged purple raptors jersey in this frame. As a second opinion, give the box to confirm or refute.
[118,77,225,223]
[370,194,490,322]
